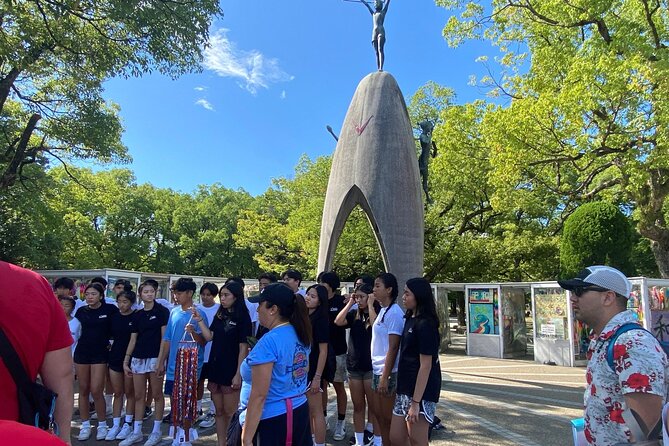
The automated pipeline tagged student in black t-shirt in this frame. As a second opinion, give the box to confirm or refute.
[335,283,380,446]
[106,291,137,440]
[192,280,251,446]
[305,285,335,446]
[389,278,441,446]
[318,271,348,440]
[74,282,119,441]
[122,280,171,446]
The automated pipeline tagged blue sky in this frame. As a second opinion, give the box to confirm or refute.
[103,1,496,196]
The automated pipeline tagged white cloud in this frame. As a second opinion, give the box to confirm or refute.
[194,86,207,92]
[203,29,294,95]
[195,98,215,111]
[280,90,286,100]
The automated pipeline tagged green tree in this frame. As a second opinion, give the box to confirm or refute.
[560,202,634,277]
[0,0,222,190]
[439,0,669,276]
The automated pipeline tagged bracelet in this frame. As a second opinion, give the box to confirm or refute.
[314,373,322,377]
[412,399,421,404]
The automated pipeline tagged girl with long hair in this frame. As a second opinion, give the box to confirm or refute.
[389,277,441,446]
[370,273,404,446]
[334,283,379,446]
[240,283,313,445]
[121,280,170,446]
[192,281,252,446]
[305,284,334,446]
[106,290,137,440]
[74,282,119,441]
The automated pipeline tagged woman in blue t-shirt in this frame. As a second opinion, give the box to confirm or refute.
[239,283,313,446]
[389,277,441,446]
[194,281,252,446]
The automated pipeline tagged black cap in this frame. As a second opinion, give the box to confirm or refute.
[248,283,295,307]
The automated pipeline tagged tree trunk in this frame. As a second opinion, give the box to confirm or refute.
[650,239,669,278]
[0,113,41,189]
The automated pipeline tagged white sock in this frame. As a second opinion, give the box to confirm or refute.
[374,435,382,446]
[125,414,133,424]
[366,422,373,432]
[82,420,91,428]
[133,421,142,434]
[316,443,325,446]
[355,432,364,445]
[98,421,107,428]
[112,417,121,428]
[152,420,161,434]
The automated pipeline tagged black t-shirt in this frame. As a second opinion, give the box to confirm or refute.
[208,308,252,386]
[109,311,135,365]
[328,295,347,355]
[344,310,372,372]
[132,303,170,359]
[309,311,335,382]
[396,316,442,402]
[74,303,119,356]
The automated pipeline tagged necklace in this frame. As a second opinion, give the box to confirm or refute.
[272,321,290,330]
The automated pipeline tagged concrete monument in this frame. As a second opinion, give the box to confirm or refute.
[317,72,424,290]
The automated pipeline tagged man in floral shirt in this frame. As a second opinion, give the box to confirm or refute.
[560,265,668,445]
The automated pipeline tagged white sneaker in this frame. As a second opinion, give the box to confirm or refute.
[119,432,144,446]
[78,426,92,441]
[334,421,346,441]
[96,426,109,441]
[144,431,162,446]
[199,412,215,429]
[105,425,121,440]
[116,423,133,440]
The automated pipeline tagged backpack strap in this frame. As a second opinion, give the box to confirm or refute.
[606,322,646,372]
[0,326,31,389]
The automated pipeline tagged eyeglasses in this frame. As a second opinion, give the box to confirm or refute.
[572,286,609,297]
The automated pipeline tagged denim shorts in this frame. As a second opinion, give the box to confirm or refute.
[347,370,373,381]
[371,372,397,394]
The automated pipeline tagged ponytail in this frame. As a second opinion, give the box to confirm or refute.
[289,294,313,346]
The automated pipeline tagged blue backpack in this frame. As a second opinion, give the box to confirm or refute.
[606,322,669,372]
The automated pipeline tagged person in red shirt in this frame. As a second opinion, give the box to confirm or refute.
[0,261,74,444]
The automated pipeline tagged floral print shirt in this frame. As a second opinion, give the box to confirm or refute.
[584,310,669,445]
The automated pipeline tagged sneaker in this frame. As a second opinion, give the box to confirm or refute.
[364,429,374,446]
[162,412,172,423]
[143,406,153,420]
[199,412,215,429]
[105,425,121,440]
[144,432,162,446]
[119,432,144,446]
[78,426,92,441]
[116,423,133,440]
[96,426,109,441]
[334,421,346,441]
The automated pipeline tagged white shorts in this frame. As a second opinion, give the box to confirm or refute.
[130,357,159,374]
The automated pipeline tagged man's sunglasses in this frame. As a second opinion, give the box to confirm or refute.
[572,286,609,297]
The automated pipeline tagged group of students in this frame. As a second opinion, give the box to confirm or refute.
[55,269,441,446]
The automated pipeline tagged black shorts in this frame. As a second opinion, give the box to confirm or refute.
[74,349,108,365]
[255,401,311,446]
[108,361,123,373]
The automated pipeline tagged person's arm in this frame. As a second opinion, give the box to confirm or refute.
[190,308,212,342]
[157,334,169,377]
[334,298,355,326]
[624,393,662,437]
[406,354,432,423]
[382,0,390,13]
[362,1,374,14]
[40,346,73,445]
[241,362,273,446]
[378,334,400,394]
[367,295,378,325]
[232,342,249,389]
[309,343,328,394]
[123,333,138,377]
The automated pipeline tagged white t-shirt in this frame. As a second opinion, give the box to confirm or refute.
[197,303,220,363]
[73,298,86,313]
[371,303,405,375]
[68,317,82,356]
[245,299,258,324]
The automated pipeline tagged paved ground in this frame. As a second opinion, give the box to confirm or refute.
[71,333,586,445]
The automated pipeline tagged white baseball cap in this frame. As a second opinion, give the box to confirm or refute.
[558,265,631,298]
